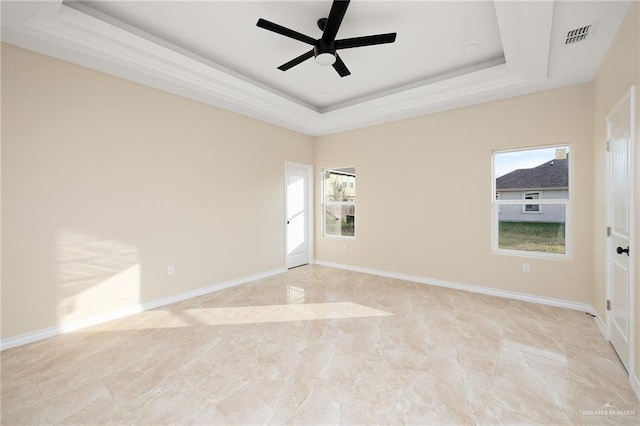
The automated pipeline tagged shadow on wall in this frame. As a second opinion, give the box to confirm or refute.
[56,229,140,327]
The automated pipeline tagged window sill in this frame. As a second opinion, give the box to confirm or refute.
[492,248,571,260]
[322,234,356,240]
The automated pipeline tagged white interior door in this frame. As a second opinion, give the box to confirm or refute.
[285,163,311,269]
[606,87,636,373]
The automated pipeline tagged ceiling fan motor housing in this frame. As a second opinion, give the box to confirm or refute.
[314,39,336,65]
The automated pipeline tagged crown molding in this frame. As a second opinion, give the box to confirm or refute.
[1,0,555,136]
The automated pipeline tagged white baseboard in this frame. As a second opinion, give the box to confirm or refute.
[141,267,286,311]
[631,373,640,402]
[593,311,608,339]
[0,267,286,351]
[315,260,593,312]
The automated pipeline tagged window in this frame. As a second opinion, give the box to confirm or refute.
[523,191,542,213]
[493,146,570,257]
[323,167,356,237]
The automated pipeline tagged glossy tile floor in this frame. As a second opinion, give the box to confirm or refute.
[2,265,639,425]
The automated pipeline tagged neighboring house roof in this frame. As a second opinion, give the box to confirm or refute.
[496,158,568,190]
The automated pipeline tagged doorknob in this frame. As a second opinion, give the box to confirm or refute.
[616,246,630,255]
[287,220,290,224]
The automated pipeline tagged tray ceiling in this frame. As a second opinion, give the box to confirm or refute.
[1,1,632,136]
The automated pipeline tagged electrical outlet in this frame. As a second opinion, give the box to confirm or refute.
[168,265,175,275]
[522,263,530,273]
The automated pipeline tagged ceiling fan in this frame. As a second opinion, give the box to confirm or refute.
[256,0,397,77]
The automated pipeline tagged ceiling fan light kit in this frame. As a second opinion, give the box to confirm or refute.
[315,52,336,66]
[256,0,397,77]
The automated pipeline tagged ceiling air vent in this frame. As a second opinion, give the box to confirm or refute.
[565,22,598,45]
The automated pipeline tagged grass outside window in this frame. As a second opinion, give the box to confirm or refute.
[498,221,566,254]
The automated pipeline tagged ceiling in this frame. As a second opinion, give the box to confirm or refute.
[1,1,632,136]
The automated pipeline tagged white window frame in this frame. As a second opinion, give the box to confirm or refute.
[322,168,356,239]
[492,145,572,259]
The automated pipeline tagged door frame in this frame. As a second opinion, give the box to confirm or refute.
[284,161,314,268]
[605,85,636,377]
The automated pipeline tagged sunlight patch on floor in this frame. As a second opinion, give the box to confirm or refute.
[181,302,394,326]
[96,302,393,331]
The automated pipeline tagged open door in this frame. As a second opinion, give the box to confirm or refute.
[606,86,636,373]
[285,162,313,269]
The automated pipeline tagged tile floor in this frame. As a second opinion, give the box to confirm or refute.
[1,265,639,425]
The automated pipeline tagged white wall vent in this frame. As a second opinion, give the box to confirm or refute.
[565,22,598,45]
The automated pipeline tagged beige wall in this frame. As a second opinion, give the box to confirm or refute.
[592,2,640,386]
[315,83,594,304]
[1,44,314,339]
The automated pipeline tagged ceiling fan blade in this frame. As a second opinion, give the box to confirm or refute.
[257,18,316,45]
[278,49,315,71]
[332,54,351,77]
[335,33,397,49]
[322,0,350,43]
